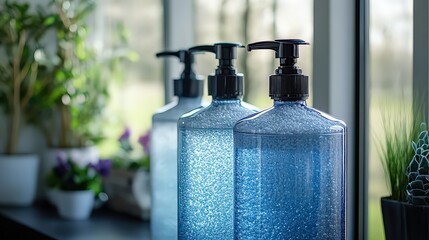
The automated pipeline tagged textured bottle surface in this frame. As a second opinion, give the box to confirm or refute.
[233,102,346,240]
[151,121,178,240]
[178,100,257,239]
[151,98,203,240]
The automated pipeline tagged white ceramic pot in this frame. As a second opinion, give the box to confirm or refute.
[39,146,99,200]
[0,154,39,206]
[55,190,94,220]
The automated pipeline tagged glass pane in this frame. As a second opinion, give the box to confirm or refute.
[97,0,163,156]
[194,0,313,109]
[368,0,413,239]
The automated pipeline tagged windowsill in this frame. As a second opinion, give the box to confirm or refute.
[0,201,150,239]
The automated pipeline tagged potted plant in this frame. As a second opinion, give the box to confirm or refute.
[379,104,427,239]
[0,1,56,206]
[37,0,103,189]
[45,152,112,220]
[103,128,151,219]
[37,0,137,197]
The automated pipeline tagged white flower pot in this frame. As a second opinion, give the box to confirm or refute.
[55,190,94,220]
[0,154,39,206]
[39,146,99,200]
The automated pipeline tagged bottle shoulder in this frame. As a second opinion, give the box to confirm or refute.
[152,100,203,122]
[234,104,346,135]
[178,101,258,129]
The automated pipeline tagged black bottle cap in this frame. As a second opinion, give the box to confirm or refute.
[247,39,310,101]
[156,50,204,97]
[189,43,244,99]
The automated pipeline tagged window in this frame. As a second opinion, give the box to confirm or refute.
[193,0,313,109]
[368,0,413,239]
[166,0,359,238]
[97,0,163,155]
[9,1,426,238]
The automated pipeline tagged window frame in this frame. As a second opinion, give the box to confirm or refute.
[162,0,195,104]
[312,1,367,239]
[413,0,429,117]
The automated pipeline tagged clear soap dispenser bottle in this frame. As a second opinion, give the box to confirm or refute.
[177,43,258,239]
[150,50,204,240]
[233,39,346,240]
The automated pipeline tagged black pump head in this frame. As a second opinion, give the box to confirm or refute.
[156,50,204,97]
[247,39,310,101]
[189,43,244,99]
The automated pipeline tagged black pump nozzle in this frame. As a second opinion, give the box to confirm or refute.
[247,39,310,101]
[156,50,204,97]
[248,39,309,74]
[189,43,244,99]
[190,42,243,65]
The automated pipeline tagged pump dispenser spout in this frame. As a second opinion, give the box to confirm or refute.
[156,50,204,97]
[247,39,310,101]
[189,43,244,99]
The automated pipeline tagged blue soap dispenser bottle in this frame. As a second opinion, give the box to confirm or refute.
[178,43,258,239]
[233,39,346,240]
[150,50,204,240]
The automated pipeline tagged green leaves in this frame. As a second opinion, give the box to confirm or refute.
[0,1,57,154]
[406,124,429,205]
[2,0,137,150]
[43,15,57,26]
[46,158,107,195]
[377,101,424,202]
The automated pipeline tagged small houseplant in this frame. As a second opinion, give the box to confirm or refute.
[103,128,151,219]
[379,103,427,240]
[38,0,137,197]
[46,152,112,220]
[37,0,136,148]
[392,123,429,240]
[40,0,106,148]
[0,1,56,206]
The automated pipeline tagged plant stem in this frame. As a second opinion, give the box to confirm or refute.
[21,62,38,108]
[7,102,20,155]
[7,31,27,154]
[60,104,70,147]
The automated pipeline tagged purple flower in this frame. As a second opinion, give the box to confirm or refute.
[90,159,112,177]
[54,152,70,177]
[119,127,131,141]
[138,130,150,154]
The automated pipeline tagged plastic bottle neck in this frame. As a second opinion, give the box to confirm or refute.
[212,98,242,105]
[178,96,203,104]
[274,100,307,106]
